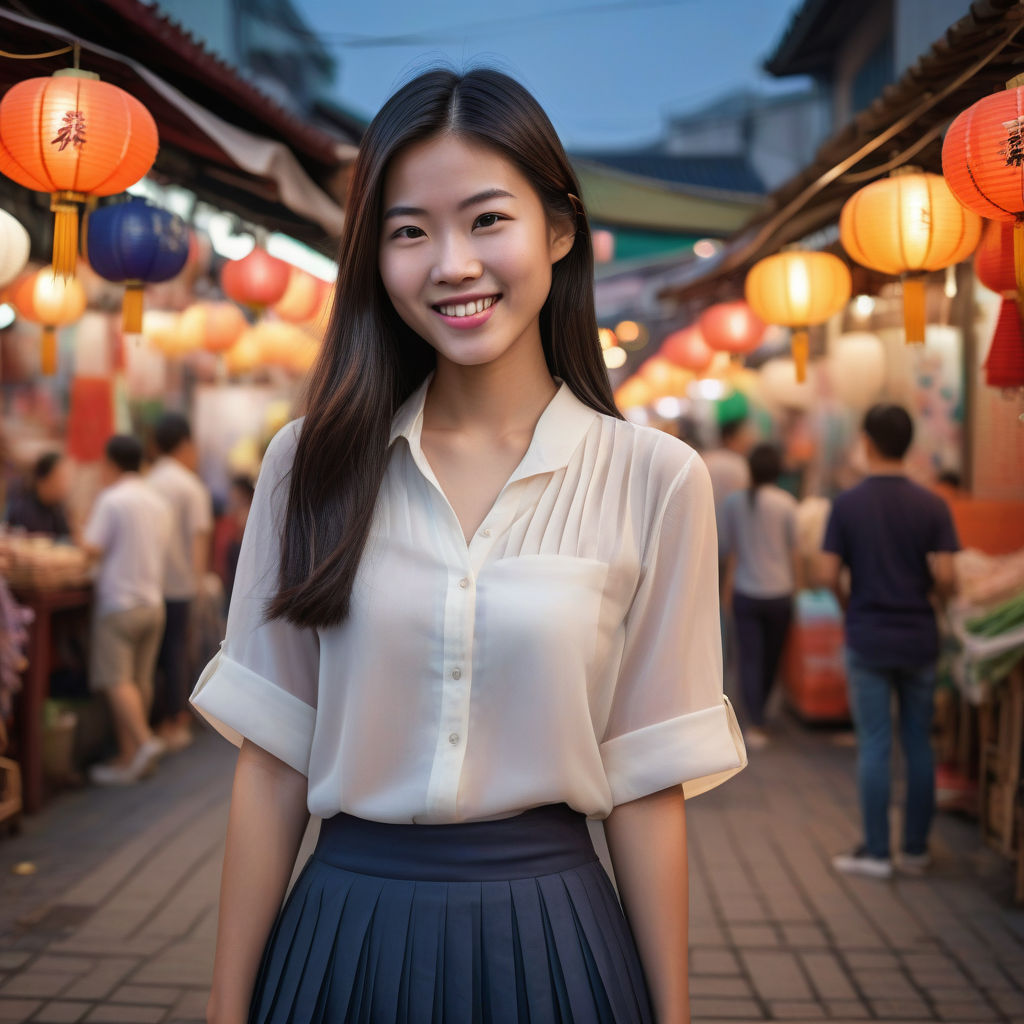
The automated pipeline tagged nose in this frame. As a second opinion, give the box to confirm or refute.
[429,231,482,287]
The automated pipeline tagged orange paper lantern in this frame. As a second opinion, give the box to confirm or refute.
[660,325,714,372]
[179,302,247,354]
[840,170,981,344]
[698,301,765,355]
[224,329,263,376]
[745,250,851,382]
[9,267,87,374]
[273,268,329,323]
[614,377,653,409]
[943,78,1024,296]
[221,248,290,311]
[0,70,158,277]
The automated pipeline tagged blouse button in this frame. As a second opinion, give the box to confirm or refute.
[449,732,460,746]
[458,577,469,589]
[451,667,462,680]
[481,528,492,537]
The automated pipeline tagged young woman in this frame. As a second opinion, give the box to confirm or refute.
[720,443,800,749]
[191,67,746,1024]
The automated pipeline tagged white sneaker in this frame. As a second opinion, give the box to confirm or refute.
[743,727,769,751]
[832,847,893,879]
[128,736,166,778]
[897,850,932,875]
[88,760,140,786]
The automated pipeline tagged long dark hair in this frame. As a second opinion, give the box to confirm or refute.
[747,443,782,508]
[269,68,620,628]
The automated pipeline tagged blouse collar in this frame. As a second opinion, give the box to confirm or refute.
[389,372,599,482]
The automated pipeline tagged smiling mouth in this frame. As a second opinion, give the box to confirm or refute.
[432,295,501,318]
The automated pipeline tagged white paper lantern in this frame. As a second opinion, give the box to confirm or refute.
[0,209,30,288]
[759,357,814,410]
[827,332,887,409]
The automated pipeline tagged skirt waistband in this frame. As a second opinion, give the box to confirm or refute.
[313,803,598,881]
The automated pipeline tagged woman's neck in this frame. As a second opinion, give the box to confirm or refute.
[425,340,557,440]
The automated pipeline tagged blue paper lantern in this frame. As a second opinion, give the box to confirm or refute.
[86,197,189,333]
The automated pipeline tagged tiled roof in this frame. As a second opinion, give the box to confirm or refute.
[572,151,766,196]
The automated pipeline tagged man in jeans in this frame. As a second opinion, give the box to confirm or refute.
[818,405,958,879]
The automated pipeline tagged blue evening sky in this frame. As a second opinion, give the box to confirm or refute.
[294,0,808,149]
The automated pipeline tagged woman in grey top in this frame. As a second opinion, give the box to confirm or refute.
[720,444,801,748]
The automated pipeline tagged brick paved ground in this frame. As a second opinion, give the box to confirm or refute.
[0,719,1022,1023]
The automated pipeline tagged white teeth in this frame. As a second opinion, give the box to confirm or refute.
[437,296,498,318]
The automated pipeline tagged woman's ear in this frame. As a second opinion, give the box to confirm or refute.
[548,213,576,265]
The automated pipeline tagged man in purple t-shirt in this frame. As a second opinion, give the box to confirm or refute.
[818,405,959,880]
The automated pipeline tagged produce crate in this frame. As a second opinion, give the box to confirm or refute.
[978,667,1024,858]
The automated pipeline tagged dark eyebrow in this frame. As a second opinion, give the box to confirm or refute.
[382,188,516,221]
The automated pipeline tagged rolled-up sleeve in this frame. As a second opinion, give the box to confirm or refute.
[189,421,319,775]
[600,452,747,805]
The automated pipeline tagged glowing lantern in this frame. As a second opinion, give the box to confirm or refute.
[698,301,765,355]
[9,268,86,374]
[0,70,158,277]
[973,219,1024,389]
[598,327,617,350]
[224,329,263,376]
[247,320,314,370]
[179,302,247,354]
[839,170,980,344]
[826,332,887,409]
[759,357,813,411]
[85,198,189,334]
[0,210,30,287]
[942,74,1024,297]
[615,377,653,409]
[141,310,190,356]
[745,250,850,383]
[220,248,290,312]
[660,325,714,373]
[273,268,329,323]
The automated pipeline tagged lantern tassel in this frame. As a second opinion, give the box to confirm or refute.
[122,283,145,335]
[902,275,926,344]
[50,194,81,279]
[41,326,58,376]
[1014,218,1024,303]
[791,329,809,383]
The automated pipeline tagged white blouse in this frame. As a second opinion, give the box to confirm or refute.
[189,375,746,824]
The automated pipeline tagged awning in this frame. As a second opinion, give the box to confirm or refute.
[660,0,1024,306]
[0,2,358,250]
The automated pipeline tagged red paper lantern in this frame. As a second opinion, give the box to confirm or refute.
[975,219,1016,294]
[698,301,765,355]
[0,70,158,277]
[943,79,1024,298]
[221,248,290,311]
[985,297,1024,389]
[67,377,114,461]
[660,325,714,372]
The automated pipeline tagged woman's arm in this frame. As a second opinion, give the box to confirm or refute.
[605,784,689,1024]
[206,739,310,1024]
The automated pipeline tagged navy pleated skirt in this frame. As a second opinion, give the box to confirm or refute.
[248,803,654,1023]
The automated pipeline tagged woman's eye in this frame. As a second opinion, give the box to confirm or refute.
[474,213,504,229]
[392,225,425,240]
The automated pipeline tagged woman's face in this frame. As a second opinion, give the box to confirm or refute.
[378,133,574,369]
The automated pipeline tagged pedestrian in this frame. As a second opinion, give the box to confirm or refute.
[222,475,254,605]
[81,435,171,785]
[147,411,213,752]
[720,443,800,749]
[818,404,959,879]
[703,417,751,558]
[191,67,746,1024]
[6,451,72,538]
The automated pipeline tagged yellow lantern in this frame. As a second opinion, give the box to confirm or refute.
[224,329,263,376]
[745,250,851,382]
[614,376,653,409]
[840,169,981,344]
[9,267,86,374]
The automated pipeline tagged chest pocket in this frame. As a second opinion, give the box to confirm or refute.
[476,555,610,677]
